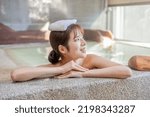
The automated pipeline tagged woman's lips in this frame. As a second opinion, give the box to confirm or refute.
[80,47,86,53]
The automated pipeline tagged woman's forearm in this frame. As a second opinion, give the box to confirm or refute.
[11,60,89,82]
[11,66,64,82]
[82,66,132,79]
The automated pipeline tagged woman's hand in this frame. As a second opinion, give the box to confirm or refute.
[61,60,88,73]
[56,70,83,79]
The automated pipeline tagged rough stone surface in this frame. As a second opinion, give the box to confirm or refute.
[0,70,150,100]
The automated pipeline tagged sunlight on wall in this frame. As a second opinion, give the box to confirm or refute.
[0,0,107,30]
[49,0,69,21]
[28,0,50,22]
[50,0,68,15]
[40,22,50,31]
[91,12,106,29]
[0,4,5,15]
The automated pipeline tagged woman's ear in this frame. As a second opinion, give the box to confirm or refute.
[58,45,68,54]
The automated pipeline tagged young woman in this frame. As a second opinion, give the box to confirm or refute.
[11,23,132,82]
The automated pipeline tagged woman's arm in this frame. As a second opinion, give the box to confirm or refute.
[56,66,131,79]
[11,66,65,82]
[56,54,132,79]
[82,66,132,79]
[82,54,132,78]
[11,61,88,82]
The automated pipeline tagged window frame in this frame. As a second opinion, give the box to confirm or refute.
[108,0,150,6]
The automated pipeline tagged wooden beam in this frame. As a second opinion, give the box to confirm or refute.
[108,0,150,6]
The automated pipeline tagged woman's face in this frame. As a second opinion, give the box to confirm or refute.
[66,29,87,60]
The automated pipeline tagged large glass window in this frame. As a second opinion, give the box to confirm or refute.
[108,5,150,43]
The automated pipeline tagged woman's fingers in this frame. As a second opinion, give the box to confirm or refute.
[56,71,82,79]
[73,64,89,72]
[56,74,68,79]
[56,72,71,79]
[62,60,89,73]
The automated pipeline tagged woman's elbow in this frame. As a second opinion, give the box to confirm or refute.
[11,70,20,82]
[120,67,132,79]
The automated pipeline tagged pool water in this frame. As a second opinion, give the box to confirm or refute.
[4,41,150,66]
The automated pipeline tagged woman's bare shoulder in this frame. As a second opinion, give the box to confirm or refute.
[86,54,99,58]
[82,54,97,69]
[85,54,103,60]
[84,54,103,64]
[84,54,121,68]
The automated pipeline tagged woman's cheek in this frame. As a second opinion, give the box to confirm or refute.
[72,42,80,51]
[77,41,81,50]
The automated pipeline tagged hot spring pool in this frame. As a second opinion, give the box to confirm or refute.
[2,41,150,66]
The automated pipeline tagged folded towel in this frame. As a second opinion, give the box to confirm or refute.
[49,19,77,31]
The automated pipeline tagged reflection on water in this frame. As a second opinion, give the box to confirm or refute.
[5,46,52,66]
[5,42,150,66]
[87,41,150,64]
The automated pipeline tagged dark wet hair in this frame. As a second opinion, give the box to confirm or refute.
[48,24,84,64]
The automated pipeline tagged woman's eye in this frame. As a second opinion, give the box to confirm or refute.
[74,38,80,41]
[74,35,83,41]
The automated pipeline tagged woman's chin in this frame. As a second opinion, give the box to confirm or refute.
[80,53,87,58]
[74,52,87,59]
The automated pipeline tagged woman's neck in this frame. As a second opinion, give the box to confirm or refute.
[59,57,73,65]
[59,57,84,66]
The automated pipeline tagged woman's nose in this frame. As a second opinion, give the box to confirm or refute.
[81,38,86,46]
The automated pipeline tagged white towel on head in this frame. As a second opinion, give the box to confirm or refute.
[49,19,77,31]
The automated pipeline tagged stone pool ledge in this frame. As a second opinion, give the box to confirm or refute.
[0,70,150,100]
